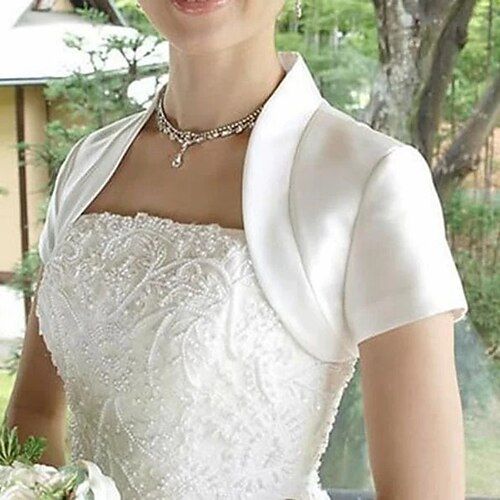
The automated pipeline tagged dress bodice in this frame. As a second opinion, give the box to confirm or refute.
[35,211,357,500]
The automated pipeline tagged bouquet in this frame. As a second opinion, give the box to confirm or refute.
[0,425,120,499]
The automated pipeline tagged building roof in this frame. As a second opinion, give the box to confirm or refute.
[0,0,35,31]
[1,0,124,31]
[0,1,168,86]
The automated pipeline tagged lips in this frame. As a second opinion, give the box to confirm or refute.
[170,0,231,15]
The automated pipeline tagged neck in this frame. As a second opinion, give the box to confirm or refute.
[162,26,285,131]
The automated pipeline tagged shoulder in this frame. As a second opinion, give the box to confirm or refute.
[75,109,147,162]
[300,99,431,195]
[56,109,147,190]
[38,109,147,264]
[291,99,437,246]
[311,99,405,165]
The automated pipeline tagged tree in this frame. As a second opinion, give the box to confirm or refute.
[365,0,499,197]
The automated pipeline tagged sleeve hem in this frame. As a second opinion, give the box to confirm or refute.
[350,284,469,347]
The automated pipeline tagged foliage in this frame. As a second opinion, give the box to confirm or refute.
[75,4,110,25]
[44,29,164,130]
[452,0,499,106]
[18,121,88,196]
[0,339,23,378]
[276,0,378,113]
[115,0,160,35]
[440,0,499,147]
[0,423,46,466]
[444,189,500,358]
[8,249,42,298]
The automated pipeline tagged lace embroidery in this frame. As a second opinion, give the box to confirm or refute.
[35,212,356,499]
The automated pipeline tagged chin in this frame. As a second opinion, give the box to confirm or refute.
[141,0,242,53]
[139,0,283,54]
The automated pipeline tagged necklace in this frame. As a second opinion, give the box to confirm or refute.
[155,83,264,168]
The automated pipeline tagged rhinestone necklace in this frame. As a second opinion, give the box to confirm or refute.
[155,83,264,168]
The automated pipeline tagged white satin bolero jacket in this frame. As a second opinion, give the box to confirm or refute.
[38,51,468,363]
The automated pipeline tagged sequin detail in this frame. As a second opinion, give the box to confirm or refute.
[35,211,356,500]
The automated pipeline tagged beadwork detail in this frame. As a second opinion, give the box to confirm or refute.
[35,211,357,500]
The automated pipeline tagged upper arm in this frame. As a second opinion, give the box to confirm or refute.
[6,137,86,423]
[11,137,86,418]
[7,265,66,419]
[342,144,468,497]
[358,311,465,499]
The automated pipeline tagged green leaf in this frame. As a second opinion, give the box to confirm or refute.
[0,424,22,465]
[20,435,48,464]
[0,423,47,466]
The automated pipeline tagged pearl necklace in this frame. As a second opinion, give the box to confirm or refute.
[155,83,264,168]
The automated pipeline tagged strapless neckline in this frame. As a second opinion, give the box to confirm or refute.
[78,210,245,235]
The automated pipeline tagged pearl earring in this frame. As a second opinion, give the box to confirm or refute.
[295,0,302,19]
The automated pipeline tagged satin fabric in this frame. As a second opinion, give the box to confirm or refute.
[38,51,468,362]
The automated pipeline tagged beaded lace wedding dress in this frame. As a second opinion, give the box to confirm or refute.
[35,211,357,500]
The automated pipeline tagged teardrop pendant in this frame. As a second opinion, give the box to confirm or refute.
[172,151,183,169]
[171,141,190,168]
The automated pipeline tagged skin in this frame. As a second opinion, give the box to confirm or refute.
[7,0,466,497]
[6,266,67,466]
[359,312,465,499]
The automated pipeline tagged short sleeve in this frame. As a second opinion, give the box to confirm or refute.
[344,144,469,346]
[38,137,85,266]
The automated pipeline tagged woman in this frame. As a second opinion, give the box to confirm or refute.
[7,0,468,498]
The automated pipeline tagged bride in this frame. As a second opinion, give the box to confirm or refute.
[7,0,469,498]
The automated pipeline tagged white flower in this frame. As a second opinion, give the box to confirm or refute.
[44,468,75,491]
[0,467,14,487]
[0,484,37,500]
[31,464,58,484]
[0,466,13,484]
[74,460,120,500]
[0,460,120,500]
[3,463,38,489]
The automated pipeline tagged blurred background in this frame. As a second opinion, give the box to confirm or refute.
[0,0,498,497]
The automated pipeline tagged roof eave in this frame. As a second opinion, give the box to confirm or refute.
[0,63,165,87]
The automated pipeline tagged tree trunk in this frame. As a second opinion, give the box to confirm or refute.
[363,0,498,200]
[433,73,500,196]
